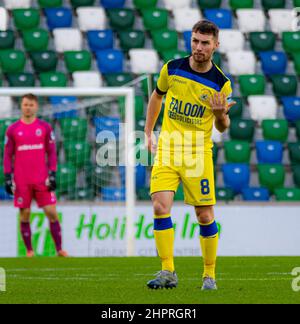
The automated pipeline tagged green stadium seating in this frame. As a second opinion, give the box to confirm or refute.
[140,73,160,97]
[7,73,35,87]
[12,9,40,31]
[0,50,26,73]
[274,188,300,201]
[119,95,144,120]
[282,32,300,55]
[213,52,222,67]
[0,119,18,142]
[197,0,222,8]
[229,0,254,9]
[22,29,49,51]
[104,73,133,87]
[296,121,300,140]
[59,118,88,141]
[174,184,184,201]
[133,0,158,10]
[0,31,15,50]
[258,164,285,193]
[229,119,255,142]
[262,120,289,143]
[107,9,135,30]
[67,188,95,200]
[64,141,91,168]
[288,143,300,165]
[228,97,243,119]
[270,75,298,97]
[162,50,188,63]
[137,188,151,200]
[71,0,95,8]
[238,74,266,96]
[142,9,169,31]
[216,187,235,201]
[151,30,178,54]
[262,0,286,9]
[64,51,92,73]
[39,72,67,87]
[292,165,300,187]
[0,165,4,186]
[118,31,145,51]
[212,143,218,164]
[56,164,77,194]
[224,140,251,163]
[30,51,58,73]
[38,0,63,7]
[249,32,276,53]
[135,118,146,132]
[294,0,300,5]
[92,166,114,188]
[292,53,300,75]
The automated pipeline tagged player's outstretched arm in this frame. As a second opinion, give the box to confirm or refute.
[144,90,164,153]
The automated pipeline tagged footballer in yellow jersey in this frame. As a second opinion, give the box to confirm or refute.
[144,20,236,291]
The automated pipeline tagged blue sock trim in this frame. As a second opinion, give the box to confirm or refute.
[154,217,173,231]
[199,221,218,237]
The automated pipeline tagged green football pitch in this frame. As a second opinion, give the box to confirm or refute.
[0,257,300,304]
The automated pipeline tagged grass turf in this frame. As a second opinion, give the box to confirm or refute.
[0,257,300,304]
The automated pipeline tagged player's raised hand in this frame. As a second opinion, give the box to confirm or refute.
[210,93,236,120]
[4,174,15,195]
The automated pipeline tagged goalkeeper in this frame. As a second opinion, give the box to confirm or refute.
[145,20,236,290]
[3,93,67,257]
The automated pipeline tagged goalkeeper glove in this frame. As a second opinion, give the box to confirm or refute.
[5,174,15,195]
[47,171,57,192]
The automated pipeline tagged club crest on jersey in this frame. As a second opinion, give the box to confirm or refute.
[200,89,212,102]
[36,129,42,137]
[17,197,23,205]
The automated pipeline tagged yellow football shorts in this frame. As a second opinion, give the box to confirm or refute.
[150,150,216,206]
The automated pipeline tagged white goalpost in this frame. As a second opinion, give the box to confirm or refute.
[0,87,136,257]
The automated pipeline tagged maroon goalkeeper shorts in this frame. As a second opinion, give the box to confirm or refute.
[14,183,56,209]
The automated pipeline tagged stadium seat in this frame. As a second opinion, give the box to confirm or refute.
[3,0,31,9]
[50,96,78,119]
[271,75,298,97]
[22,29,49,51]
[59,118,87,141]
[118,30,145,51]
[249,32,276,53]
[228,97,243,119]
[204,9,233,29]
[218,30,244,54]
[7,73,35,87]
[101,0,126,8]
[129,49,159,74]
[0,187,13,201]
[107,9,135,30]
[274,188,300,201]
[293,165,300,187]
[0,30,15,50]
[173,8,202,32]
[0,50,26,73]
[104,73,133,87]
[259,51,287,76]
[256,140,283,164]
[30,51,58,73]
[91,165,114,188]
[294,0,300,5]
[94,117,121,137]
[183,31,192,52]
[56,163,77,194]
[133,0,158,10]
[119,165,147,190]
[262,119,288,143]
[137,188,151,200]
[102,187,125,201]
[67,188,95,201]
[293,53,300,75]
[0,7,9,31]
[151,30,178,54]
[222,163,250,194]
[70,0,95,8]
[229,119,255,141]
[258,164,285,193]
[87,30,113,52]
[236,9,265,32]
[229,0,254,9]
[197,0,222,9]
[282,32,300,55]
[296,121,300,140]
[119,95,144,120]
[282,97,300,122]
[224,140,251,163]
[216,187,235,201]
[0,97,13,118]
[238,75,266,96]
[262,0,286,9]
[64,51,92,73]
[288,142,300,165]
[0,166,4,186]
[12,9,40,31]
[38,0,63,8]
[142,9,169,31]
[96,49,124,74]
[77,7,106,32]
[39,72,67,87]
[162,50,188,63]
[64,141,91,168]
[45,8,73,30]
[242,187,270,201]
[72,71,103,88]
[269,9,294,34]
[227,51,256,75]
[248,95,278,122]
[163,0,192,9]
[53,28,82,53]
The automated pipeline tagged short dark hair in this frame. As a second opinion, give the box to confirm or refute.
[192,20,219,39]
[21,93,38,102]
